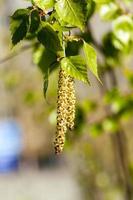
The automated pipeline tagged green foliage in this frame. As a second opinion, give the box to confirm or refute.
[10,9,30,45]
[83,41,99,81]
[29,10,40,33]
[61,56,89,83]
[55,0,85,30]
[99,2,121,21]
[102,32,119,59]
[65,40,82,56]
[10,0,100,97]
[94,0,111,3]
[32,0,55,10]
[37,23,63,53]
[33,45,57,73]
[33,44,57,97]
[112,15,133,53]
[9,0,133,130]
[125,69,133,87]
[86,0,96,20]
[7,1,133,196]
[105,89,133,119]
[102,116,119,133]
[9,0,133,121]
[89,123,103,137]
[23,90,41,106]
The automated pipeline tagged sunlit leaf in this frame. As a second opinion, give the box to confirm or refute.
[55,0,85,30]
[61,55,89,83]
[32,0,55,10]
[83,41,100,81]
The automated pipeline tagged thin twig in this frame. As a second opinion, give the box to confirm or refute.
[0,44,32,65]
[116,0,130,14]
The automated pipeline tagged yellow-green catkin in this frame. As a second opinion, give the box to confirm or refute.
[54,68,69,154]
[66,76,76,130]
[54,68,76,154]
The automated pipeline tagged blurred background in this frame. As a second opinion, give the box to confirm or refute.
[0,0,133,200]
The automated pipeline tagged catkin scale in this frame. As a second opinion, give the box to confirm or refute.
[54,68,76,154]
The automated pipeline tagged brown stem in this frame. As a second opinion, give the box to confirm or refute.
[88,22,133,198]
[102,68,133,200]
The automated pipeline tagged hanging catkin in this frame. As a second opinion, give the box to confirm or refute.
[54,68,69,154]
[66,77,76,130]
[54,68,76,154]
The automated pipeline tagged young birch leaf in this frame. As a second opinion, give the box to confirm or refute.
[32,0,55,10]
[10,19,29,46]
[83,41,100,82]
[10,9,29,46]
[86,0,96,20]
[55,0,85,31]
[37,23,63,53]
[33,45,57,74]
[11,9,29,20]
[29,10,40,33]
[33,45,57,98]
[61,56,89,83]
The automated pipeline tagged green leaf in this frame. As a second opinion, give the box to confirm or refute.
[83,41,100,81]
[112,15,133,53]
[33,44,57,74]
[102,32,119,59]
[61,56,89,83]
[65,40,82,56]
[32,0,55,10]
[33,45,58,98]
[37,23,63,53]
[86,0,96,20]
[10,19,29,46]
[43,72,49,99]
[29,10,40,33]
[113,15,133,35]
[89,123,103,137]
[11,9,29,19]
[10,9,29,45]
[99,2,121,21]
[93,0,111,4]
[55,0,85,30]
[102,117,118,133]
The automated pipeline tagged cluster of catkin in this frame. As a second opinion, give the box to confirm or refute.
[54,68,76,154]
